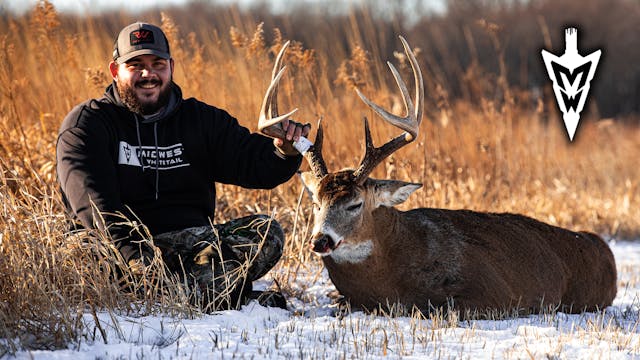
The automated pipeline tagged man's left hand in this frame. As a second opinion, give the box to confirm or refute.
[273,120,312,156]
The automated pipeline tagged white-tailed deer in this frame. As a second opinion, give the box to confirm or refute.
[261,37,617,315]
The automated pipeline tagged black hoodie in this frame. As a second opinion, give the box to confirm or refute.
[56,83,302,262]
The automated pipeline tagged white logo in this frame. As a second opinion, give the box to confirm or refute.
[118,141,190,170]
[541,28,601,141]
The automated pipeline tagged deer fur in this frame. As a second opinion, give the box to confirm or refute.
[301,170,617,314]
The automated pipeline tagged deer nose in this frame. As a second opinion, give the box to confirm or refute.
[311,233,335,254]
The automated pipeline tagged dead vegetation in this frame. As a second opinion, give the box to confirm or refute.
[0,0,638,355]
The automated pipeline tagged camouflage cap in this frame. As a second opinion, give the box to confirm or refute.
[113,22,170,64]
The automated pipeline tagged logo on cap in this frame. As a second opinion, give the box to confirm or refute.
[130,30,155,46]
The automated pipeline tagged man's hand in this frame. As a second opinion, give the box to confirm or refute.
[273,120,311,156]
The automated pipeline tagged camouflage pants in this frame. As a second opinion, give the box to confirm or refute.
[153,214,284,312]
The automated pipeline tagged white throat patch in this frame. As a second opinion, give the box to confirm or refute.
[330,239,374,264]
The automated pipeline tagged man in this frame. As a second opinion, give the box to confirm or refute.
[56,22,310,311]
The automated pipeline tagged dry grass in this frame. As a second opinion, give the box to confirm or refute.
[0,0,639,355]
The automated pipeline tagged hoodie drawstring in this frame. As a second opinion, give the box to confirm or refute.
[153,122,159,200]
[135,115,160,201]
[135,116,144,172]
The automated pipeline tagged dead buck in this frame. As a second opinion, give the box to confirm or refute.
[260,37,617,315]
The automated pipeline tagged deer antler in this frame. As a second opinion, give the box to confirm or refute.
[259,41,324,170]
[258,41,313,156]
[304,117,328,178]
[258,41,298,138]
[352,36,424,185]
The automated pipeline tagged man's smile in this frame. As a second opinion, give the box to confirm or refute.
[137,80,161,89]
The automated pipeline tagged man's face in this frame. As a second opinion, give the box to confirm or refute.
[110,54,174,115]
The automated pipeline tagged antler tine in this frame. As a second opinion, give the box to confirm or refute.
[353,36,424,184]
[401,35,424,128]
[303,117,328,178]
[258,41,299,139]
[267,39,290,120]
[355,61,416,140]
[353,117,409,183]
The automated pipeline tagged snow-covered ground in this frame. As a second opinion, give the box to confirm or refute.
[11,240,640,359]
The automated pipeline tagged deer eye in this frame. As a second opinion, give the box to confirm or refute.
[346,202,363,212]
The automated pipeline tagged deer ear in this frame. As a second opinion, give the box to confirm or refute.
[299,171,321,203]
[370,179,422,207]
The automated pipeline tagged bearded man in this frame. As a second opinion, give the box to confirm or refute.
[56,22,309,311]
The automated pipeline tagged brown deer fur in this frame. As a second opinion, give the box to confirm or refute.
[302,170,617,315]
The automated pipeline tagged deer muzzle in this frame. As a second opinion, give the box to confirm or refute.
[311,233,336,255]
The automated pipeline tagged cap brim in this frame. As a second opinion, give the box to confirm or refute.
[116,49,171,64]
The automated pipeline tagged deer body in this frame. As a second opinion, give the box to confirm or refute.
[313,178,617,313]
[259,37,617,315]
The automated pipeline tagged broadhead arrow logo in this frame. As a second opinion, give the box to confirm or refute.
[541,28,601,141]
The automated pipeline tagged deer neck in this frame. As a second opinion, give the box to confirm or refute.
[327,239,374,264]
[326,206,400,265]
[323,206,404,305]
[371,206,401,240]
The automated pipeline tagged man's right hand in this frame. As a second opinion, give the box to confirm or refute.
[273,120,312,156]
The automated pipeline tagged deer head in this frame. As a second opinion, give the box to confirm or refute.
[300,36,424,261]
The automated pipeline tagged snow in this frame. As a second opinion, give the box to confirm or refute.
[9,240,640,359]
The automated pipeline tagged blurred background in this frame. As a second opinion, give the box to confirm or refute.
[3,0,638,118]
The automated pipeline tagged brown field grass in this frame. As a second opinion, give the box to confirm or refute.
[0,0,639,353]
